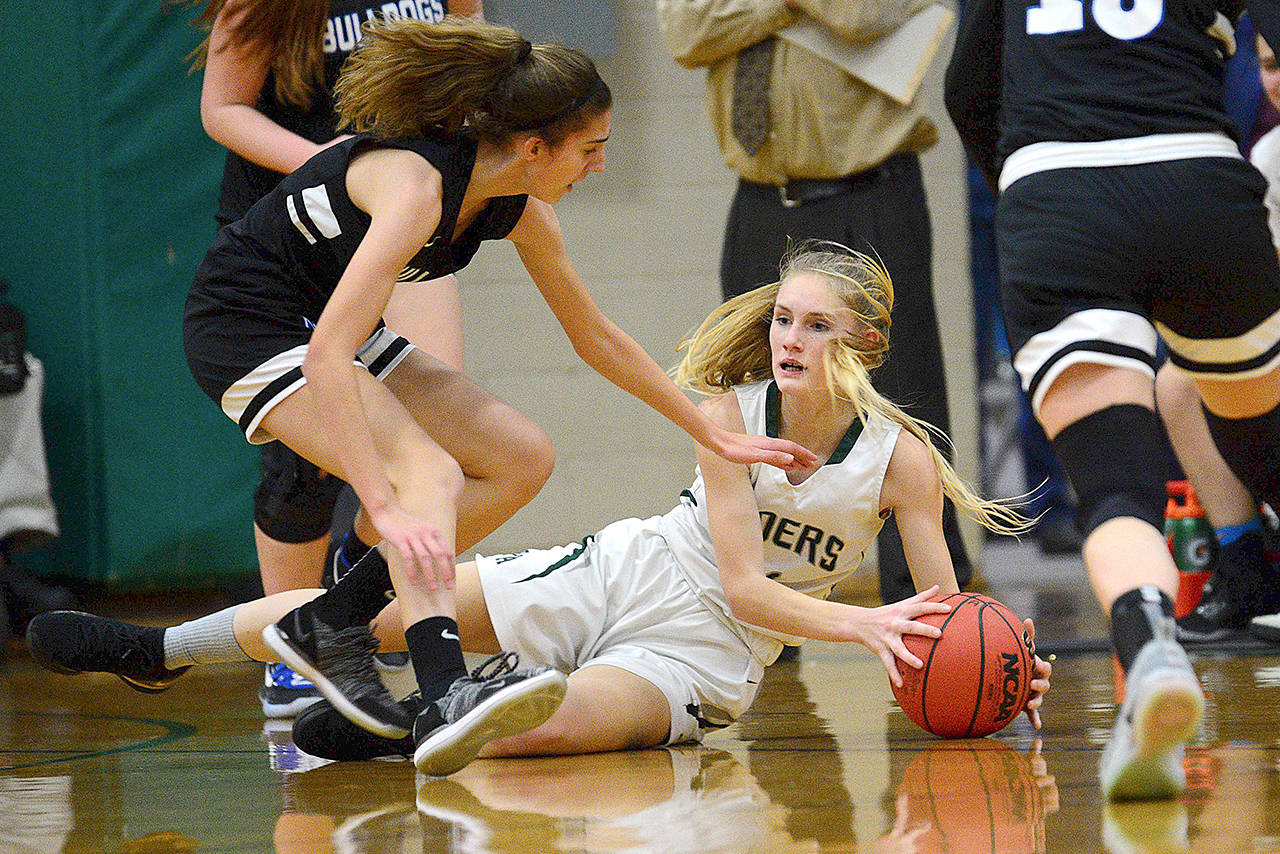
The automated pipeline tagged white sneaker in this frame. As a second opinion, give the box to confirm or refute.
[1249,611,1280,643]
[1099,622,1204,801]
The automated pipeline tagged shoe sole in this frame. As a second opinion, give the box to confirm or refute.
[25,611,184,695]
[1103,671,1204,801]
[261,624,409,739]
[414,670,567,777]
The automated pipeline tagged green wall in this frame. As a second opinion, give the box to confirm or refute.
[0,1,258,589]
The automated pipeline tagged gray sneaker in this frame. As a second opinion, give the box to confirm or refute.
[262,608,412,739]
[412,652,567,777]
[1099,620,1204,801]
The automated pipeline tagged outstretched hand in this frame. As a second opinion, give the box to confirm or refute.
[849,585,953,688]
[1023,618,1052,729]
[712,428,820,471]
[371,504,455,590]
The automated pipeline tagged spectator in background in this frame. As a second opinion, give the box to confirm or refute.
[655,0,972,610]
[188,0,480,718]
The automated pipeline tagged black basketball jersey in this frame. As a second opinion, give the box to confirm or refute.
[214,0,449,226]
[194,133,527,326]
[946,0,1280,187]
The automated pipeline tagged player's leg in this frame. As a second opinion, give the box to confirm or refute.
[25,561,500,688]
[1151,155,1280,643]
[480,664,671,756]
[319,344,557,650]
[1037,362,1203,801]
[1155,364,1279,641]
[252,442,344,717]
[999,164,1203,801]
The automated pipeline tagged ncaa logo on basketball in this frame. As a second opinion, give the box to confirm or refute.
[996,652,1022,723]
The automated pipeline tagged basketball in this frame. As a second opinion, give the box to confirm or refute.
[891,592,1034,738]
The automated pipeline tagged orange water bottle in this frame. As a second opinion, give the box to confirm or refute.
[1165,481,1216,618]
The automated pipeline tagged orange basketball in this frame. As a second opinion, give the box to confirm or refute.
[891,592,1034,738]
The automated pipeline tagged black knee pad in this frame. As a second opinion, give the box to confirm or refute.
[1203,402,1280,509]
[1050,404,1168,535]
[254,442,347,543]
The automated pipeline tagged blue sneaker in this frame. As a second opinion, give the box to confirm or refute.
[260,662,323,718]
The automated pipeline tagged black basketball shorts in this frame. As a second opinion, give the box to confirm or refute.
[185,307,414,444]
[997,154,1280,415]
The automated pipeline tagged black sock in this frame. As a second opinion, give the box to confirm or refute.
[300,547,392,628]
[1203,402,1280,510]
[1111,585,1175,673]
[405,617,468,704]
[337,529,374,574]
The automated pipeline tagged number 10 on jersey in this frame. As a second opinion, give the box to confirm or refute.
[1027,0,1164,40]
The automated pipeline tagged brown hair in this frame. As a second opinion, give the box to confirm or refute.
[184,0,328,110]
[335,16,611,145]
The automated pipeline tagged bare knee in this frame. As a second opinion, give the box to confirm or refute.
[386,438,465,508]
[1155,364,1198,420]
[499,421,555,501]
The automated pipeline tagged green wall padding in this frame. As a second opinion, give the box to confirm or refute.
[0,1,260,589]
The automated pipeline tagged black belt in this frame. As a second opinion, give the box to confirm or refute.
[742,152,915,208]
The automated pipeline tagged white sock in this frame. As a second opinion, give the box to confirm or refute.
[162,604,251,668]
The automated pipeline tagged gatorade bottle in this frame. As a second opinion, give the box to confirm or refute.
[1165,480,1217,618]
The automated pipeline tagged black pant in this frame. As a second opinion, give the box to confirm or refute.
[720,153,971,602]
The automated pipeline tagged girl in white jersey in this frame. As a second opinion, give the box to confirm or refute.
[29,243,1050,763]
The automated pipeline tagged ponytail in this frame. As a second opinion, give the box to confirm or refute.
[336,17,611,144]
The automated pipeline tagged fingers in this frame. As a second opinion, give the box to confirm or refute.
[879,647,905,688]
[889,636,925,670]
[390,528,456,590]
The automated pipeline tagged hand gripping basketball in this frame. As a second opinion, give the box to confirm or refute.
[891,592,1040,738]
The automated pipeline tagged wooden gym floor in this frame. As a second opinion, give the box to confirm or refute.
[4,541,1280,853]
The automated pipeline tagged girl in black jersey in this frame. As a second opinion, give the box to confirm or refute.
[185,17,815,776]
[189,0,481,718]
[946,0,1280,801]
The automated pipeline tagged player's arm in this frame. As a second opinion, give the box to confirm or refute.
[695,394,949,685]
[303,148,453,583]
[200,0,344,174]
[655,0,798,68]
[505,201,816,472]
[944,0,1004,191]
[878,430,960,594]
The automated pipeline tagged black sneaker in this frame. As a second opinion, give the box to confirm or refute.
[292,696,417,761]
[1177,530,1280,644]
[262,607,413,739]
[413,652,567,777]
[24,610,190,693]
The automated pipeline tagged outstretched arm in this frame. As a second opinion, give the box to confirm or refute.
[507,201,818,471]
[695,394,951,685]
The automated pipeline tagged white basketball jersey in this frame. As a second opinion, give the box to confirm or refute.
[659,380,901,660]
